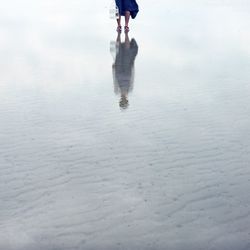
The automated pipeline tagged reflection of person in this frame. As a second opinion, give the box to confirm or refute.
[115,0,139,33]
[111,33,138,109]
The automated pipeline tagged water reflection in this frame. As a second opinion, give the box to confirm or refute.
[110,33,139,109]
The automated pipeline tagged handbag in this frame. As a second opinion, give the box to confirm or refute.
[109,0,119,19]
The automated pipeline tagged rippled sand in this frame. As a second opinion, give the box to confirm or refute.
[1,0,250,249]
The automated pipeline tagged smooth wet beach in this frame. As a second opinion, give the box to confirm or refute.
[1,0,250,249]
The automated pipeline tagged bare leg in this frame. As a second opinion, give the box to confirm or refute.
[116,16,121,32]
[116,16,121,26]
[125,11,130,32]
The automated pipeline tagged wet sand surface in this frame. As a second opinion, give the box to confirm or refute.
[1,0,250,249]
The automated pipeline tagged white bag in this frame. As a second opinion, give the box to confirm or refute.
[109,0,119,19]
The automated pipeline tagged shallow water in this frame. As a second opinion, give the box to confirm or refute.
[1,1,250,249]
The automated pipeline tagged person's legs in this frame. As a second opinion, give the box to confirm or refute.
[116,16,121,32]
[125,11,130,32]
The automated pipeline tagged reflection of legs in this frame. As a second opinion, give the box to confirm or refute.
[124,33,130,48]
[116,32,121,44]
[125,11,130,32]
[119,31,130,110]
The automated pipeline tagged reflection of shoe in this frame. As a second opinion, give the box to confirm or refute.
[116,26,122,32]
[124,26,130,33]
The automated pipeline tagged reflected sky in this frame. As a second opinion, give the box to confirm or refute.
[0,1,250,250]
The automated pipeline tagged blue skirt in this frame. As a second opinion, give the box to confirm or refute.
[115,0,139,19]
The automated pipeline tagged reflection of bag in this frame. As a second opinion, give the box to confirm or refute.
[110,41,119,62]
[109,0,119,19]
